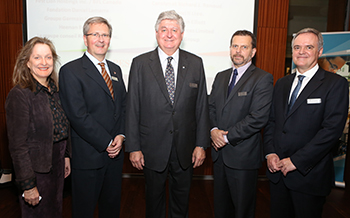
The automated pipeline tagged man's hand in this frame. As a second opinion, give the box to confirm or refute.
[130,151,145,170]
[211,129,228,151]
[266,153,281,173]
[192,147,206,168]
[107,135,124,158]
[277,157,297,176]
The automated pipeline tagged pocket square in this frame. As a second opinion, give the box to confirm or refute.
[111,76,119,82]
[307,98,321,104]
[238,91,247,96]
[189,83,198,88]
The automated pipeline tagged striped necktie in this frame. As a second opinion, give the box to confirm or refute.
[98,62,114,99]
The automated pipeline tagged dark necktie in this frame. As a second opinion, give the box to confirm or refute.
[98,63,114,99]
[288,75,305,113]
[227,69,238,98]
[165,57,175,104]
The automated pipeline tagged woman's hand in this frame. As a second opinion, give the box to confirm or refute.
[23,187,40,206]
[64,157,71,178]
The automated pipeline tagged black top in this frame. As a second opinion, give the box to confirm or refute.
[34,79,69,142]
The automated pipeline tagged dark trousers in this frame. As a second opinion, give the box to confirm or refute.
[269,178,326,218]
[213,152,258,218]
[20,140,66,218]
[143,145,193,218]
[71,151,124,218]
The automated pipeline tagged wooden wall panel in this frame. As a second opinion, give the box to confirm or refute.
[257,0,289,28]
[0,24,23,113]
[0,0,23,23]
[256,28,288,83]
[326,0,347,32]
[0,0,23,169]
[256,0,290,83]
[0,113,10,168]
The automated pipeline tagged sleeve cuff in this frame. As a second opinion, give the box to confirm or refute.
[18,177,37,191]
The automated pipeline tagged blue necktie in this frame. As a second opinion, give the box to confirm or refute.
[288,75,305,113]
[227,69,238,98]
[165,57,175,104]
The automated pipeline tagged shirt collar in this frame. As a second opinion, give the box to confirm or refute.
[34,78,57,95]
[85,51,107,66]
[296,64,319,79]
[158,47,179,64]
[233,61,252,75]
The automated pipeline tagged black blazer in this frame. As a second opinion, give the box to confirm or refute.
[264,68,348,196]
[59,54,126,169]
[209,64,274,169]
[125,48,210,172]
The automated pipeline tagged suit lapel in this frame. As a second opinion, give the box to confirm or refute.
[82,54,114,100]
[222,69,232,99]
[282,74,295,116]
[107,60,120,101]
[225,65,255,106]
[174,50,187,107]
[149,49,172,104]
[287,69,324,117]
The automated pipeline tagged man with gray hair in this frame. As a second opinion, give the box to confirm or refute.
[59,16,126,218]
[126,10,210,218]
[264,27,348,217]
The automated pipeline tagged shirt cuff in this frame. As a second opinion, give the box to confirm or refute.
[265,153,276,159]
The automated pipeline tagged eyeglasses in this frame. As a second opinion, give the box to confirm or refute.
[85,32,110,39]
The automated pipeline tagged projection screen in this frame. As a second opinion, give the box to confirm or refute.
[25,0,257,91]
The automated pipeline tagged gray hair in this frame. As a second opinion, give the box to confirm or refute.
[83,16,112,37]
[155,10,185,33]
[292,28,323,51]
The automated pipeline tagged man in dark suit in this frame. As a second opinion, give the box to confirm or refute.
[264,28,349,218]
[209,30,274,218]
[59,17,126,218]
[125,10,210,218]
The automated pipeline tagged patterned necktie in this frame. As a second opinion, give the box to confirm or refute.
[98,63,114,99]
[165,57,175,104]
[227,69,238,98]
[288,75,305,113]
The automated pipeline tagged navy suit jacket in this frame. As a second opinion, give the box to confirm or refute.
[59,54,126,169]
[125,48,210,172]
[264,67,348,196]
[209,64,273,169]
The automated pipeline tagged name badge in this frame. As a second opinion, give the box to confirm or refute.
[189,83,198,88]
[111,76,119,82]
[238,91,247,96]
[307,98,321,104]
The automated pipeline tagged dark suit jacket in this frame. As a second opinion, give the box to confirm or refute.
[125,48,210,172]
[209,64,273,169]
[264,68,348,196]
[59,54,126,169]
